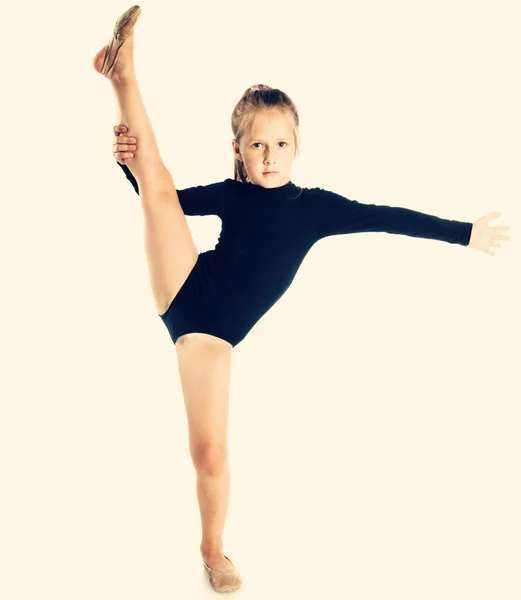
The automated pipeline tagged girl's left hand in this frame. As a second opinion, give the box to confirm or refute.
[469,212,511,256]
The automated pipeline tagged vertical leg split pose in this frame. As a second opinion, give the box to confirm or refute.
[93,6,241,594]
[93,4,510,595]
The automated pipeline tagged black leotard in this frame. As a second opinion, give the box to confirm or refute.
[117,162,473,347]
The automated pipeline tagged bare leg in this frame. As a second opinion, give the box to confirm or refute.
[93,28,170,187]
[176,336,237,574]
[197,452,231,559]
[107,42,165,184]
[93,27,198,314]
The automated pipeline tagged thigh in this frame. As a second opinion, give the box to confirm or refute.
[175,333,233,458]
[140,178,199,315]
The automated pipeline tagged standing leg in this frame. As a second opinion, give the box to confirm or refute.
[175,335,240,577]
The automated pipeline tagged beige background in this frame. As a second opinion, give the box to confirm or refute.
[1,0,520,598]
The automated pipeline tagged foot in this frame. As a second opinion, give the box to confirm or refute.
[92,5,141,80]
[201,549,236,573]
[202,549,243,593]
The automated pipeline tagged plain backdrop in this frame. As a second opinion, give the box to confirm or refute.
[1,1,520,598]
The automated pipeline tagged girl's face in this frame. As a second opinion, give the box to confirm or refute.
[232,108,297,188]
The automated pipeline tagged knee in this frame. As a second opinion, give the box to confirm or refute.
[192,441,228,474]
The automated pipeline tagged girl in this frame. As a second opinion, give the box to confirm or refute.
[93,5,510,594]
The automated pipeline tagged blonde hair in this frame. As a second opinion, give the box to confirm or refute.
[231,84,300,183]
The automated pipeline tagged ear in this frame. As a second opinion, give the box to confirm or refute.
[231,139,243,162]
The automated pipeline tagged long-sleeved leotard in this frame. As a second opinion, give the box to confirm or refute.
[117,162,473,347]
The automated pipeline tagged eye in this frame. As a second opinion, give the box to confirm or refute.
[252,142,288,148]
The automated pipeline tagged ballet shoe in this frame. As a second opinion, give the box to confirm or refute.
[93,5,141,79]
[203,554,243,593]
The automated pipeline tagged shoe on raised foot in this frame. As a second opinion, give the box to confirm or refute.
[203,554,243,593]
[92,5,141,79]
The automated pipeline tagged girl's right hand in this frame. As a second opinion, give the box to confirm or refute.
[113,125,137,164]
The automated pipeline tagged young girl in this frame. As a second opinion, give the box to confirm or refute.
[93,5,510,594]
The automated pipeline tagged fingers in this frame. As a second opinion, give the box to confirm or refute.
[477,211,502,224]
[115,152,135,161]
[112,125,136,145]
[113,138,137,149]
[114,145,136,160]
[113,125,137,160]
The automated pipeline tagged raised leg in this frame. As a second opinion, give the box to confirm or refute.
[93,11,198,314]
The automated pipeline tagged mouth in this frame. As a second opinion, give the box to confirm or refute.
[263,171,279,175]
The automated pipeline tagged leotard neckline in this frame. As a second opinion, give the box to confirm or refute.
[226,178,298,199]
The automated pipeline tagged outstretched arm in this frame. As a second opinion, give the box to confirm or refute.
[311,187,474,246]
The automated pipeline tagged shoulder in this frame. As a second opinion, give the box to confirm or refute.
[298,184,357,207]
[177,179,235,194]
[295,184,337,208]
[294,183,337,199]
[299,184,344,198]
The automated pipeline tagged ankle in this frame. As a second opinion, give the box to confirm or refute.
[201,543,223,555]
[111,68,136,86]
